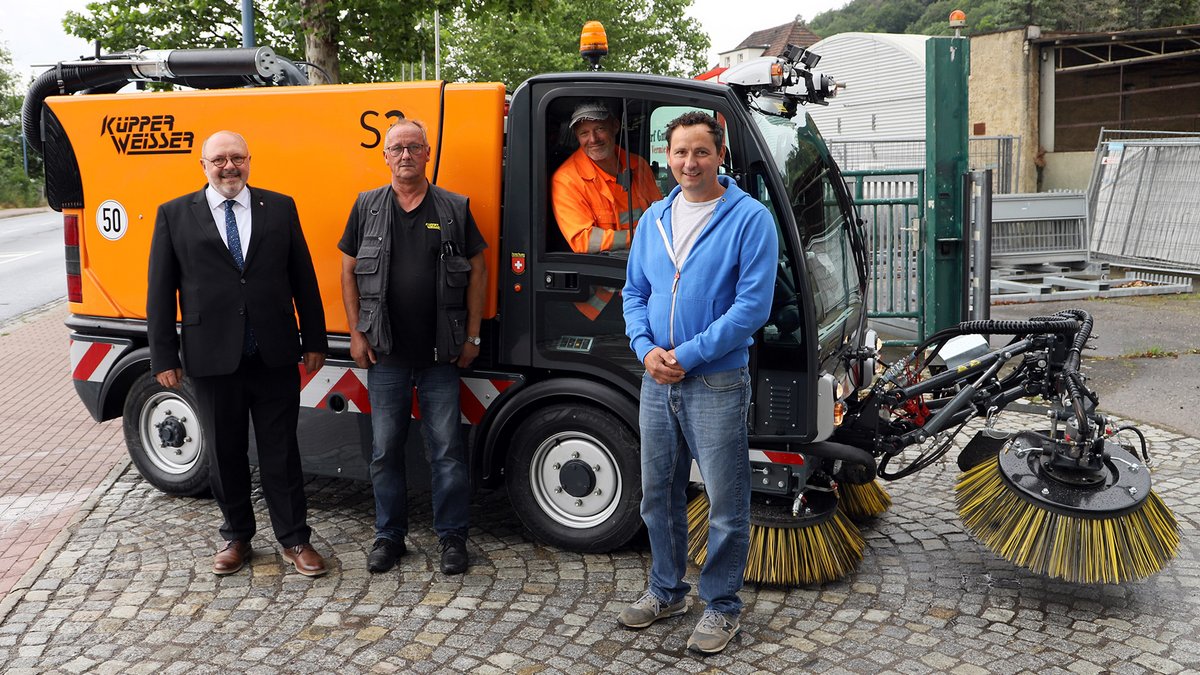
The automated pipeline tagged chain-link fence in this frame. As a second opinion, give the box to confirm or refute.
[1088,129,1200,271]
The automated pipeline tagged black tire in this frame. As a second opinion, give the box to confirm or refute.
[122,371,210,496]
[506,404,643,552]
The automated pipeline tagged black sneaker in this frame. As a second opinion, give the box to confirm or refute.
[366,538,406,573]
[439,535,468,575]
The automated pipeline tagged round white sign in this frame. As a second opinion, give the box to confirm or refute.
[95,200,129,241]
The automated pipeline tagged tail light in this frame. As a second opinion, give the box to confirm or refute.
[64,214,82,303]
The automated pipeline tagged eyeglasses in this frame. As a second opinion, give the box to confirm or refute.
[204,155,248,168]
[385,144,427,157]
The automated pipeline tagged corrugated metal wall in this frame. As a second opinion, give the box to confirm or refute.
[806,33,928,143]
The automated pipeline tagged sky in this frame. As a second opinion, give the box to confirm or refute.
[3,0,849,86]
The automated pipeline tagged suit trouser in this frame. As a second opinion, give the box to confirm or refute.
[191,353,311,547]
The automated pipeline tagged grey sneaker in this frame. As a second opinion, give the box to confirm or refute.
[687,610,740,654]
[617,591,687,629]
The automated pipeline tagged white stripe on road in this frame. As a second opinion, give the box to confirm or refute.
[0,252,39,265]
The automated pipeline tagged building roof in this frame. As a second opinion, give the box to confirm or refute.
[1033,22,1200,46]
[810,32,929,67]
[724,17,822,57]
[694,66,727,81]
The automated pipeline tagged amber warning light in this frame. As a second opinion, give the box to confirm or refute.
[949,9,967,37]
[580,21,609,70]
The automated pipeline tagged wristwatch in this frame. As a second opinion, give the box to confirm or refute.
[466,336,481,346]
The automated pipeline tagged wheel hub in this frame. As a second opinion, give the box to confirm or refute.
[559,459,597,498]
[140,392,202,474]
[156,416,187,448]
[530,431,621,529]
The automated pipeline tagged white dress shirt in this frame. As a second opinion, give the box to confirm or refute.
[205,185,252,260]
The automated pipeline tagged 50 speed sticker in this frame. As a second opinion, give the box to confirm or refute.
[96,200,128,241]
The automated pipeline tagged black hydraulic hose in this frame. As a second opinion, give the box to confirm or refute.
[877,317,1080,390]
[800,441,878,480]
[22,63,139,150]
[1048,309,1094,437]
[21,47,306,155]
[1115,424,1150,462]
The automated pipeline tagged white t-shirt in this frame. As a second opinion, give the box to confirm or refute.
[670,195,720,267]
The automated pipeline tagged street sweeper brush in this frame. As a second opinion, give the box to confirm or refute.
[687,488,864,586]
[834,308,1179,584]
[836,480,892,520]
[956,432,1179,583]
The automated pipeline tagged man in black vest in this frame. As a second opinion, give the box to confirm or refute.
[339,119,487,575]
[147,130,329,577]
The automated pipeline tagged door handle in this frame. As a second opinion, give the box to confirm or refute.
[543,270,579,290]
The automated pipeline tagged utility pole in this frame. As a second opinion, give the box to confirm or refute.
[242,0,255,47]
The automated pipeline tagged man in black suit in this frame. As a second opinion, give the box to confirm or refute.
[147,130,329,577]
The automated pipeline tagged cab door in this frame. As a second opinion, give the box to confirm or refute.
[501,82,743,393]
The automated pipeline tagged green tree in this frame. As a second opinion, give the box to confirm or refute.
[810,0,1198,37]
[440,0,709,88]
[63,1,536,84]
[0,41,44,207]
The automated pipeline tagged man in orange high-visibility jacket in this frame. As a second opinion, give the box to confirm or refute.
[552,100,662,319]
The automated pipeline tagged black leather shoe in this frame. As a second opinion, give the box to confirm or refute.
[367,538,406,573]
[439,535,468,575]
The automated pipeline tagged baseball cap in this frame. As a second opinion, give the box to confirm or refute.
[570,100,613,128]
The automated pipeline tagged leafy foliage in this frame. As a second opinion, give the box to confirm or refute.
[62,0,530,84]
[440,0,710,88]
[0,44,43,207]
[808,0,1199,37]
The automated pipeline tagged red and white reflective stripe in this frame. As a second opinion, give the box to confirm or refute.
[299,365,370,413]
[70,340,122,383]
[298,365,516,423]
[459,377,515,425]
[749,449,806,466]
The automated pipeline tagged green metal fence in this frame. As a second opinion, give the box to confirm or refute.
[844,168,926,345]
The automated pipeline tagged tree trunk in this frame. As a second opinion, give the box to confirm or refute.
[299,0,341,84]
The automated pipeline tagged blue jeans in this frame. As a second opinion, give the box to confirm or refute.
[639,367,751,616]
[367,363,470,543]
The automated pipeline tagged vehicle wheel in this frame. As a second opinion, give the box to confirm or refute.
[506,404,642,552]
[122,371,210,496]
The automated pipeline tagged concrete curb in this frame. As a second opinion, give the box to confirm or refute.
[0,458,132,623]
[0,298,66,333]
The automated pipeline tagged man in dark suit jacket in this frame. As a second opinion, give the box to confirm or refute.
[147,130,329,577]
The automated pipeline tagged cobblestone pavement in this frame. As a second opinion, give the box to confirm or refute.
[0,406,1197,674]
[0,304,126,597]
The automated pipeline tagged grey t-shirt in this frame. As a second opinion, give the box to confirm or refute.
[670,194,720,266]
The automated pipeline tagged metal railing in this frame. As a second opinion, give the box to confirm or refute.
[844,168,925,343]
[829,136,1020,194]
[1087,129,1200,271]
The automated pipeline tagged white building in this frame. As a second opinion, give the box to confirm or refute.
[803,32,929,142]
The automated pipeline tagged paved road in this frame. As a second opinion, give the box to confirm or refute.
[0,301,1197,673]
[0,304,125,597]
[0,209,63,325]
[992,292,1200,438]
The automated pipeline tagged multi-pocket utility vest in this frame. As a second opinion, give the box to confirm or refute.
[351,183,474,363]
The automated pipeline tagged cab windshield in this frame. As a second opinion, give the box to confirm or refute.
[752,110,862,352]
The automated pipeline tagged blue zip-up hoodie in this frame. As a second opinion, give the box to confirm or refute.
[623,175,778,376]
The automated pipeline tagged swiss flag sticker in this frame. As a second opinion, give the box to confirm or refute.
[511,252,526,275]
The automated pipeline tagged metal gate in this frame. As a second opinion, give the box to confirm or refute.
[844,168,926,344]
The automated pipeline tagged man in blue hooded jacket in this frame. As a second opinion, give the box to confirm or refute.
[620,111,777,654]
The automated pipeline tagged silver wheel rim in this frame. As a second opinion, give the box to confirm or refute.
[529,430,622,530]
[138,391,203,475]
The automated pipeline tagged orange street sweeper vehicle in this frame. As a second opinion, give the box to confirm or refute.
[22,35,1177,586]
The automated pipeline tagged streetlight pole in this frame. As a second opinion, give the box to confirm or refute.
[242,0,255,47]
